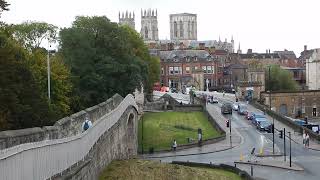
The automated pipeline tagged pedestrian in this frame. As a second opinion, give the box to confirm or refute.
[306,133,310,147]
[303,132,306,147]
[198,131,202,146]
[172,139,177,151]
[82,116,92,132]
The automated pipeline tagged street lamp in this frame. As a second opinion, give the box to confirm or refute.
[47,47,56,104]
[267,65,275,154]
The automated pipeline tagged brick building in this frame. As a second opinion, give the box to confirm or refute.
[261,90,320,119]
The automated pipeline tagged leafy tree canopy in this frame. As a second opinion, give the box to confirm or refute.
[12,21,58,49]
[0,0,9,13]
[265,64,298,91]
[0,25,57,130]
[59,16,157,111]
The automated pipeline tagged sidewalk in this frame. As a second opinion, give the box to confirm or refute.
[247,103,320,151]
[141,102,242,159]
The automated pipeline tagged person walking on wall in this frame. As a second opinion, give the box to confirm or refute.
[82,116,92,132]
[172,139,177,151]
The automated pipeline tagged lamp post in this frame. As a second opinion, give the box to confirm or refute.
[268,65,275,154]
[47,47,56,104]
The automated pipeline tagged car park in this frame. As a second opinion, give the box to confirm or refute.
[232,103,239,111]
[221,103,232,114]
[238,104,248,115]
[257,120,272,133]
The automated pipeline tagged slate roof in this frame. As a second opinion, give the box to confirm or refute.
[159,50,211,62]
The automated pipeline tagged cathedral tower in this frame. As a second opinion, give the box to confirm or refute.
[140,9,159,41]
[119,11,135,30]
[170,13,197,41]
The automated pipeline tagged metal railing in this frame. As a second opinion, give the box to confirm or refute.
[0,94,138,180]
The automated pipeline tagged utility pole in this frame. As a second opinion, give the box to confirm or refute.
[268,66,275,154]
[230,117,232,147]
[289,131,292,167]
[142,116,144,154]
[284,128,286,161]
[47,48,51,104]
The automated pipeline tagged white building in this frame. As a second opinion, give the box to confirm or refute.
[170,13,197,41]
[118,11,135,29]
[306,48,320,90]
[140,9,159,41]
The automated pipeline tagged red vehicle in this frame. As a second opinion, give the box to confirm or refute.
[153,82,161,91]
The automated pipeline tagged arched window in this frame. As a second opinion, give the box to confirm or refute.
[152,26,156,40]
[180,20,183,38]
[188,21,191,38]
[192,21,195,38]
[174,21,177,37]
[144,26,148,39]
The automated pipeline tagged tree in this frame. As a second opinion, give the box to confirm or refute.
[265,65,298,91]
[59,16,151,111]
[0,0,9,14]
[120,26,160,93]
[27,49,72,116]
[0,26,57,130]
[12,21,58,49]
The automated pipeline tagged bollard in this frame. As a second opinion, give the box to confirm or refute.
[251,165,253,176]
[234,163,237,168]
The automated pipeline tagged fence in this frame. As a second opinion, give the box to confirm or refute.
[0,94,138,180]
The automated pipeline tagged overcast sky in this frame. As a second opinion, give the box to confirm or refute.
[2,0,320,55]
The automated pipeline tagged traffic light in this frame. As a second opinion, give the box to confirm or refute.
[279,130,283,138]
[226,120,229,128]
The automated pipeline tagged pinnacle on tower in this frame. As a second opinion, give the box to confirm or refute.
[125,11,128,18]
[133,12,135,19]
[118,12,120,19]
[129,12,131,18]
[156,9,158,17]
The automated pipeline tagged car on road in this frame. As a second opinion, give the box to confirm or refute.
[211,96,218,103]
[238,104,248,115]
[253,117,268,126]
[246,112,253,120]
[232,102,239,111]
[257,120,272,133]
[221,103,232,114]
[251,113,265,123]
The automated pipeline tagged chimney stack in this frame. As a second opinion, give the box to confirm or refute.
[304,45,307,51]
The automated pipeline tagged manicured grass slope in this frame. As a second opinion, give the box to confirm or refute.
[99,159,242,180]
[138,111,220,152]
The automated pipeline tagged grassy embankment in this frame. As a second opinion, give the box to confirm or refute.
[138,111,221,152]
[99,159,242,180]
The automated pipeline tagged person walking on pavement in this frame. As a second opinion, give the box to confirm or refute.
[306,133,310,148]
[172,139,177,151]
[303,131,306,147]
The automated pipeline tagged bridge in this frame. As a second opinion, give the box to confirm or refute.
[0,92,143,180]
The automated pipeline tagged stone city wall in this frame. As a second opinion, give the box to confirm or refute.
[0,94,124,150]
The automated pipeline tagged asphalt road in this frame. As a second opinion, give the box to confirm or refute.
[152,94,320,180]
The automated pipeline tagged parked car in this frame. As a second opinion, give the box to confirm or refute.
[246,112,253,120]
[238,104,248,115]
[232,102,239,111]
[221,103,233,114]
[257,120,272,133]
[253,117,268,126]
[251,113,265,123]
[211,96,219,103]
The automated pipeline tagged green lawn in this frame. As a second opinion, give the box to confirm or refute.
[99,159,242,180]
[138,111,221,152]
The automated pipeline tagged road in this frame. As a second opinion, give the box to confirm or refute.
[149,92,320,180]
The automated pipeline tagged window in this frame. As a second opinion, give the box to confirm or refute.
[202,66,206,73]
[207,66,213,74]
[174,67,179,74]
[161,67,164,75]
[180,20,184,38]
[194,66,198,70]
[194,56,198,61]
[169,67,174,74]
[218,67,223,73]
[174,21,178,37]
[144,26,148,39]
[186,66,190,73]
